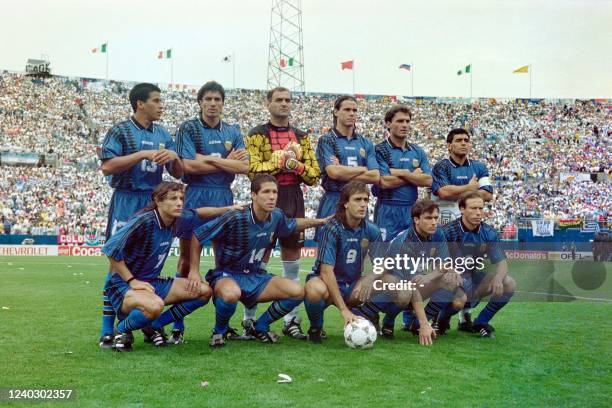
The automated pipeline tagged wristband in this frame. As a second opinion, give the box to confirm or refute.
[126,277,135,284]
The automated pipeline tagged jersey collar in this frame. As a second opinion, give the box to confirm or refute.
[152,208,172,229]
[199,115,222,130]
[459,217,481,233]
[130,116,154,133]
[385,137,411,151]
[332,127,356,139]
[449,156,471,167]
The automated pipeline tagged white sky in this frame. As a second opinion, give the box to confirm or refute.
[1,0,610,98]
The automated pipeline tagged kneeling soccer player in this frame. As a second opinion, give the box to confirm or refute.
[442,191,516,338]
[189,173,329,347]
[103,182,238,352]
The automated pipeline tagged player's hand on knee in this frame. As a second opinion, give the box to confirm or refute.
[129,279,155,293]
[412,275,425,286]
[419,322,436,346]
[357,280,374,303]
[341,309,362,327]
[442,271,462,287]
[488,277,504,298]
[186,272,202,295]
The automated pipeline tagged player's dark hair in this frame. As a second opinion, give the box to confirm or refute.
[446,128,471,144]
[129,83,161,113]
[197,81,225,103]
[336,181,369,224]
[411,199,439,220]
[251,173,278,194]
[266,87,291,102]
[458,191,484,209]
[384,104,412,124]
[332,95,357,127]
[139,182,185,214]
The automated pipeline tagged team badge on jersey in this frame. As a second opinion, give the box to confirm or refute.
[225,141,233,151]
[359,148,366,158]
[413,158,420,168]
[361,238,369,249]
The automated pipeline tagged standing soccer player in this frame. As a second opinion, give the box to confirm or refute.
[430,128,493,327]
[315,96,380,242]
[97,83,183,348]
[373,104,432,242]
[189,174,328,347]
[172,81,248,344]
[103,182,238,352]
[442,192,515,337]
[242,87,320,339]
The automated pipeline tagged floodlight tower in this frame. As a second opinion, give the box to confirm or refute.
[266,0,305,93]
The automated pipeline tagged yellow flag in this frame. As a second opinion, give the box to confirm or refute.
[513,65,529,74]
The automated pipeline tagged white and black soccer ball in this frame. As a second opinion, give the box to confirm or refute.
[344,319,377,349]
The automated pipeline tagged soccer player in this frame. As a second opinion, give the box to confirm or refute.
[97,83,183,348]
[430,127,493,327]
[373,104,432,242]
[242,87,320,339]
[314,95,380,242]
[189,174,328,347]
[103,182,239,352]
[172,81,248,344]
[442,192,515,337]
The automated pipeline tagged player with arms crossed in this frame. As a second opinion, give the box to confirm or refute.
[103,182,239,352]
[430,127,493,328]
[242,87,320,340]
[172,81,248,344]
[314,96,379,242]
[441,192,515,337]
[189,174,328,347]
[97,83,183,349]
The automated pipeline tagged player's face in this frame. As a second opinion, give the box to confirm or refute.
[460,198,484,227]
[156,190,184,219]
[267,90,291,120]
[138,91,163,121]
[345,192,369,220]
[334,100,358,128]
[414,209,440,236]
[252,182,278,213]
[448,134,471,157]
[387,112,411,139]
[199,91,223,120]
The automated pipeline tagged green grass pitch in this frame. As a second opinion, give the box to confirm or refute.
[0,256,610,407]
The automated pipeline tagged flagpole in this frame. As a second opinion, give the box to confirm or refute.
[352,62,355,95]
[232,51,236,89]
[529,64,532,99]
[470,64,473,99]
[170,48,174,87]
[105,41,109,81]
[411,61,414,97]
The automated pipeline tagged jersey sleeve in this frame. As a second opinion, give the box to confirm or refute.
[175,122,196,160]
[475,162,493,193]
[431,160,452,195]
[232,125,246,150]
[365,139,379,170]
[486,229,506,264]
[316,135,336,170]
[99,126,124,160]
[317,224,338,267]
[417,146,432,175]
[102,217,144,261]
[193,210,236,245]
[176,209,200,237]
[162,129,176,152]
[375,144,392,176]
[245,125,280,179]
[366,223,384,260]
[274,209,297,239]
[297,132,321,186]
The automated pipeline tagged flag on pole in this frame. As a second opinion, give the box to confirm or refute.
[280,58,286,68]
[457,64,471,75]
[341,60,354,70]
[158,49,172,59]
[513,65,529,74]
[91,43,107,53]
[399,64,411,71]
[221,54,231,63]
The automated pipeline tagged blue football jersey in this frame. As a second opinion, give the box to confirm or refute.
[193,206,296,274]
[372,138,432,204]
[316,129,379,192]
[388,226,449,276]
[442,218,506,271]
[102,209,199,281]
[175,118,244,187]
[431,157,493,197]
[312,217,382,284]
[99,117,176,191]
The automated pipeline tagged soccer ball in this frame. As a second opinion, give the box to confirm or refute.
[344,319,377,349]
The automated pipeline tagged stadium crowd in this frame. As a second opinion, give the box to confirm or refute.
[0,72,610,235]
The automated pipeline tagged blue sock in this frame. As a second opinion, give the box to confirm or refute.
[424,288,455,321]
[402,309,414,327]
[382,303,403,327]
[117,309,151,333]
[255,298,302,332]
[213,298,237,335]
[152,298,208,329]
[474,291,514,325]
[100,272,115,336]
[172,273,186,332]
[304,298,326,329]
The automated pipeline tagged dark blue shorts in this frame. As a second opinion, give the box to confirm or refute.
[106,190,152,238]
[459,271,488,301]
[306,273,357,304]
[314,191,341,242]
[205,269,273,309]
[374,202,413,242]
[104,273,174,320]
[176,186,233,239]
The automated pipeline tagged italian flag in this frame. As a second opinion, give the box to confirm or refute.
[91,43,107,53]
[457,64,471,75]
[158,49,172,59]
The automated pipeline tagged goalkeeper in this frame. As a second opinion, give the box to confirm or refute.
[243,87,321,340]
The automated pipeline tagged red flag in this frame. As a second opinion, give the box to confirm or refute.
[158,51,164,59]
[280,58,286,68]
[341,60,354,70]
